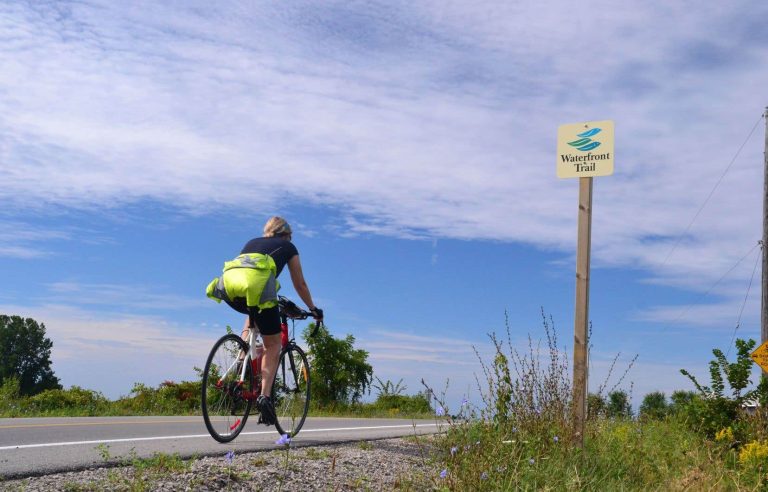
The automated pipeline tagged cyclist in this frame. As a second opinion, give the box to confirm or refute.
[224,216,323,425]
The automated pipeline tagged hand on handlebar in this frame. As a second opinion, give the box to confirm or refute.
[310,307,323,321]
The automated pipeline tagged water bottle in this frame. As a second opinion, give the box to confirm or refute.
[248,338,263,380]
[250,338,264,361]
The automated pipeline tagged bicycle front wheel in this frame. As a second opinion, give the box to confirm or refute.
[202,334,254,443]
[272,344,311,437]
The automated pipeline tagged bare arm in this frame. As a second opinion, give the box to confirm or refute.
[287,255,316,312]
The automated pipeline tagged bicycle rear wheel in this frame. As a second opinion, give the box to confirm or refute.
[272,344,310,437]
[202,334,254,443]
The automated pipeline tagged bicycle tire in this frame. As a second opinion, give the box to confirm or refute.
[272,344,311,437]
[202,334,254,443]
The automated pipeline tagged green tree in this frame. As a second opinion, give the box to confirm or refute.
[606,390,632,418]
[303,323,373,406]
[639,391,668,420]
[0,315,61,396]
[668,390,697,415]
[587,393,606,419]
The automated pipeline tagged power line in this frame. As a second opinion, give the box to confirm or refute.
[726,241,762,357]
[664,241,761,330]
[660,113,765,268]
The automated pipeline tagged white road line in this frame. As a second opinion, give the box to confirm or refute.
[0,423,440,451]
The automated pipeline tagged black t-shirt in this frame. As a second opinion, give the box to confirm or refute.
[240,237,298,277]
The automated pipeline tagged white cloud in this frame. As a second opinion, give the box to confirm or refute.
[44,282,208,311]
[1,0,766,327]
[0,220,72,258]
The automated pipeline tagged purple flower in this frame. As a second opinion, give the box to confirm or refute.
[461,398,468,406]
[275,434,291,446]
[450,446,458,456]
[435,406,445,416]
[481,472,488,480]
[440,469,448,479]
[553,436,559,443]
[225,451,235,463]
[529,458,535,465]
[511,427,518,433]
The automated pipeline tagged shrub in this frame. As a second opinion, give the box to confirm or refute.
[474,311,571,436]
[0,377,23,416]
[26,386,110,415]
[680,338,768,438]
[639,391,668,421]
[588,392,606,419]
[606,390,632,419]
[114,379,201,415]
[372,392,432,414]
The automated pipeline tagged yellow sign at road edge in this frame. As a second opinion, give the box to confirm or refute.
[751,341,768,372]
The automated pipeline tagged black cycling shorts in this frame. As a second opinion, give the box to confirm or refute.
[225,298,281,336]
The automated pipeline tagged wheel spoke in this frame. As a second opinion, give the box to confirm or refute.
[202,335,253,442]
[273,345,310,437]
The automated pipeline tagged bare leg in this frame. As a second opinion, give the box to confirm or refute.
[241,316,251,341]
[260,333,282,397]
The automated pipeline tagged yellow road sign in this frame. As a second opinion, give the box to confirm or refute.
[557,120,614,178]
[751,341,768,372]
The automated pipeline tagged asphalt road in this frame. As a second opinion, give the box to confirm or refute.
[0,416,441,479]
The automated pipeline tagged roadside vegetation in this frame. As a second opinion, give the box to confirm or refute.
[5,312,768,490]
[421,313,768,490]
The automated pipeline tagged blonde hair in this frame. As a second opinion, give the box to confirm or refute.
[263,216,292,238]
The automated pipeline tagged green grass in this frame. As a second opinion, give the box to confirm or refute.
[415,313,768,490]
[427,416,768,491]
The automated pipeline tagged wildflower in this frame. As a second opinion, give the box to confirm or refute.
[739,440,768,464]
[511,427,518,433]
[553,436,559,443]
[440,469,448,479]
[225,451,235,463]
[715,427,734,442]
[450,446,458,456]
[461,398,468,406]
[475,440,480,446]
[481,472,488,480]
[529,458,535,465]
[275,434,291,446]
[436,406,445,417]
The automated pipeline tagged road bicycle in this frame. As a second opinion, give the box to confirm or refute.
[201,296,317,443]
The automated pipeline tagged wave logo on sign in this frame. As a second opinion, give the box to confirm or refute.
[567,128,602,152]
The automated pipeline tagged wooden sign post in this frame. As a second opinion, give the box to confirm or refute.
[572,176,592,445]
[557,120,614,447]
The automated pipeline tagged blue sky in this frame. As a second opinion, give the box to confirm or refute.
[1,0,767,409]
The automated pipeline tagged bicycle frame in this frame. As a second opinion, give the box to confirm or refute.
[223,317,296,402]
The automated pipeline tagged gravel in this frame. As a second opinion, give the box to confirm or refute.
[0,438,440,491]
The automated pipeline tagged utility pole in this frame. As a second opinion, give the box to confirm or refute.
[762,107,768,365]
